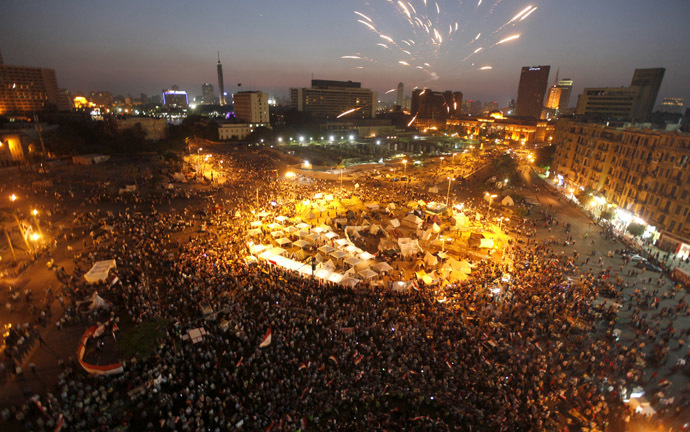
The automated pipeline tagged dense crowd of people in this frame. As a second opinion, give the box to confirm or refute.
[2,150,689,431]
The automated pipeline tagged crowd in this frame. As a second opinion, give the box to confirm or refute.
[2,150,689,431]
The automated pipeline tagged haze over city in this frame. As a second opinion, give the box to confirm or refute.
[2,0,689,103]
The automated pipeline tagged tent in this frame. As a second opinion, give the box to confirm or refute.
[453,213,468,228]
[323,231,339,240]
[359,269,378,280]
[77,291,110,313]
[389,218,401,228]
[318,245,335,254]
[334,238,350,247]
[431,223,441,233]
[248,228,262,237]
[428,186,439,194]
[365,203,380,210]
[276,238,292,247]
[249,244,267,254]
[373,261,394,273]
[258,247,286,261]
[402,214,423,228]
[270,231,284,239]
[358,251,376,261]
[84,259,117,284]
[328,272,345,284]
[293,239,310,249]
[250,221,263,227]
[398,238,423,257]
[391,281,409,292]
[369,224,382,235]
[275,215,288,223]
[314,268,332,280]
[344,256,363,267]
[423,252,438,267]
[296,222,311,230]
[340,277,360,288]
[501,196,514,206]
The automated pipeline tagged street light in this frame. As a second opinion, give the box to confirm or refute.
[485,193,497,219]
[446,177,455,206]
[10,194,17,202]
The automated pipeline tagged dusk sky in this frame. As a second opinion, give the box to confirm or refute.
[2,0,689,107]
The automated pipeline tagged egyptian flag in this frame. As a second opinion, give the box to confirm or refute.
[53,414,65,432]
[109,276,120,289]
[328,355,338,364]
[260,327,272,348]
[112,323,120,342]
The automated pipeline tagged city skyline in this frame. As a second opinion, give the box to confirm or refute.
[1,0,689,106]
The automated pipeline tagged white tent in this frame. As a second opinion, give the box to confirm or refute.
[479,238,495,248]
[402,214,423,228]
[423,252,438,267]
[77,291,110,313]
[275,215,288,223]
[250,221,262,227]
[453,213,468,228]
[249,244,267,254]
[293,239,310,249]
[373,261,394,273]
[84,259,117,284]
[314,268,332,280]
[369,224,382,235]
[365,203,380,210]
[389,218,401,228]
[276,238,292,246]
[431,223,441,233]
[328,272,345,284]
[334,238,350,247]
[358,251,376,261]
[428,186,439,194]
[501,195,514,206]
[270,231,284,239]
[296,222,311,230]
[391,281,409,292]
[359,269,378,280]
[323,231,339,240]
[344,256,363,267]
[398,238,423,257]
[340,277,360,288]
[318,245,335,254]
[248,228,262,237]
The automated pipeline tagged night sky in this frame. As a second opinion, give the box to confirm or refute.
[2,0,689,107]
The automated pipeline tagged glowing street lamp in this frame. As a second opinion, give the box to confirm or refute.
[10,194,17,202]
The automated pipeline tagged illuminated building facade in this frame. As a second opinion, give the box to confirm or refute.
[233,91,270,124]
[217,53,226,106]
[218,122,269,140]
[515,65,550,118]
[162,89,189,108]
[576,87,640,120]
[446,114,555,144]
[658,97,684,114]
[290,80,376,119]
[552,120,690,256]
[0,64,59,115]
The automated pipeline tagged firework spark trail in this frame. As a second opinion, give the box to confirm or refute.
[385,88,397,94]
[346,1,537,80]
[337,107,362,118]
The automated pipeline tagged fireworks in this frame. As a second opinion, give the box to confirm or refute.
[345,0,538,80]
[337,107,362,118]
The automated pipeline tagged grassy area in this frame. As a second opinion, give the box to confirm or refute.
[118,318,169,361]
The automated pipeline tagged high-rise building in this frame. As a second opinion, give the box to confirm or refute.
[56,89,73,111]
[162,89,189,108]
[0,63,60,115]
[290,79,377,119]
[411,89,463,120]
[657,97,685,114]
[217,52,226,106]
[575,87,641,120]
[557,78,573,111]
[396,82,404,107]
[201,83,214,104]
[515,65,550,118]
[630,68,665,122]
[233,91,270,124]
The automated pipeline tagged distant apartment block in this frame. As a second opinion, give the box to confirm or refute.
[290,80,376,119]
[0,64,60,114]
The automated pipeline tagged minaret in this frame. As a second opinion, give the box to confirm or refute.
[217,51,226,106]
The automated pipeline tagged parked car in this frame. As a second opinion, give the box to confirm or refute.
[635,261,663,272]
[629,254,646,262]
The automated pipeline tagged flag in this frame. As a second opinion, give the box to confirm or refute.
[354,355,363,365]
[259,327,272,348]
[236,356,243,368]
[108,276,120,288]
[53,414,65,432]
[328,355,338,364]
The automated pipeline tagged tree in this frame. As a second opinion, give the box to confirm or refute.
[627,222,645,237]
[600,209,614,221]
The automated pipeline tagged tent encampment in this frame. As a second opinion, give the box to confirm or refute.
[501,196,514,206]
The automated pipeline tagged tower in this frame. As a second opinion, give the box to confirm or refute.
[630,68,665,122]
[217,52,226,106]
[396,82,404,107]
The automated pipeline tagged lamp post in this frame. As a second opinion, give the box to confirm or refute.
[446,177,455,206]
[9,195,32,253]
[32,209,43,237]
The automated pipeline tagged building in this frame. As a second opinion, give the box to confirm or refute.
[552,120,690,257]
[233,91,270,124]
[657,97,684,114]
[89,91,114,109]
[116,117,168,141]
[630,68,665,122]
[545,77,573,118]
[217,52,226,106]
[515,65,550,118]
[396,82,404,107]
[557,78,574,111]
[411,89,463,122]
[162,89,189,108]
[575,87,641,120]
[0,131,30,164]
[201,83,214,104]
[0,64,60,115]
[446,114,555,145]
[290,79,377,119]
[218,122,270,141]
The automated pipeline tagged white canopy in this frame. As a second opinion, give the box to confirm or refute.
[340,277,360,287]
[365,203,380,210]
[501,195,514,206]
[84,259,117,284]
[328,272,345,284]
[318,245,335,254]
[373,261,394,273]
[296,222,311,230]
[275,215,288,223]
[344,256,363,267]
[314,268,332,280]
[293,239,310,249]
[270,231,284,238]
[334,238,350,247]
[249,244,267,254]
[250,221,263,227]
[358,251,376,261]
[323,231,339,240]
[389,218,400,228]
[276,238,292,246]
[359,269,378,280]
[330,250,348,260]
[479,238,495,248]
[248,228,262,237]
